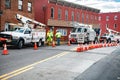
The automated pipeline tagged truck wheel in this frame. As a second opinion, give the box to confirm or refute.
[94,37,98,44]
[37,40,42,47]
[117,39,119,43]
[107,38,111,43]
[18,40,23,49]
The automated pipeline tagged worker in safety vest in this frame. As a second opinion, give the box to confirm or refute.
[47,30,53,45]
[55,30,62,45]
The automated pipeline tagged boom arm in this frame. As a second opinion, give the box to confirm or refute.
[106,27,119,34]
[16,14,46,27]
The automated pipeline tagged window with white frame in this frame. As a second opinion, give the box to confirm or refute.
[82,13,84,23]
[56,29,67,36]
[106,24,109,28]
[98,16,101,21]
[106,16,109,21]
[28,2,32,12]
[71,11,74,21]
[51,7,54,19]
[114,24,117,29]
[58,8,62,20]
[5,0,11,8]
[91,15,93,20]
[95,16,97,20]
[114,15,118,20]
[18,0,23,10]
[86,14,89,23]
[65,10,68,21]
[76,12,79,22]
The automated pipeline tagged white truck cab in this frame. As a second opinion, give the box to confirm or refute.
[100,27,120,43]
[69,25,97,44]
[100,33,115,43]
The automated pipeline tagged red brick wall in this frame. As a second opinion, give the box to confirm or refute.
[34,0,48,24]
[0,0,34,31]
[34,0,100,41]
[47,3,99,25]
[99,12,120,34]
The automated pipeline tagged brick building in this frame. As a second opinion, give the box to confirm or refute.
[0,0,34,31]
[34,0,100,41]
[99,12,120,35]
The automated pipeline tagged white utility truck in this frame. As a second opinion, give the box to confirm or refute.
[69,22,97,44]
[100,27,120,43]
[0,14,46,49]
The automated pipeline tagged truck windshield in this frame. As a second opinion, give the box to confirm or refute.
[72,28,76,32]
[77,28,82,32]
[103,34,109,36]
[71,28,82,33]
[15,28,24,33]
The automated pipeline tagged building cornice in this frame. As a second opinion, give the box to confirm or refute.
[49,0,100,13]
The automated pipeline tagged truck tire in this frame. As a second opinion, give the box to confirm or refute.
[17,40,23,49]
[94,37,98,44]
[117,39,119,43]
[37,40,42,47]
[107,38,111,43]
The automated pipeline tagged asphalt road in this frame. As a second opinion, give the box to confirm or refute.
[0,45,76,75]
[0,44,120,80]
[74,46,120,80]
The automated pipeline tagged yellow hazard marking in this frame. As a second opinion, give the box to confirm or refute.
[0,66,33,79]
[1,67,33,80]
[0,51,69,80]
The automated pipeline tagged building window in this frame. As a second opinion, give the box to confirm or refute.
[51,7,54,19]
[98,16,101,21]
[65,10,68,21]
[114,15,118,20]
[82,13,84,23]
[106,24,109,28]
[114,24,117,29]
[106,16,109,21]
[71,11,74,21]
[28,2,32,12]
[56,29,67,36]
[18,0,23,10]
[5,0,11,9]
[86,14,89,23]
[58,8,62,20]
[76,12,79,22]
[91,15,93,20]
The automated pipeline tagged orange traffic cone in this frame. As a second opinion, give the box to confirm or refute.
[52,41,56,47]
[68,40,71,46]
[76,44,81,52]
[84,46,88,51]
[34,42,38,50]
[2,44,8,55]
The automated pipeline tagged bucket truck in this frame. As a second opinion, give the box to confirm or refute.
[0,14,46,49]
[69,22,98,44]
[100,27,120,43]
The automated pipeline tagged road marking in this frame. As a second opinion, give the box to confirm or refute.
[25,52,69,67]
[0,51,69,80]
[0,66,33,79]
[1,67,33,80]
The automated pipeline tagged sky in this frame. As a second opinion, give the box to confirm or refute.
[65,0,120,13]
